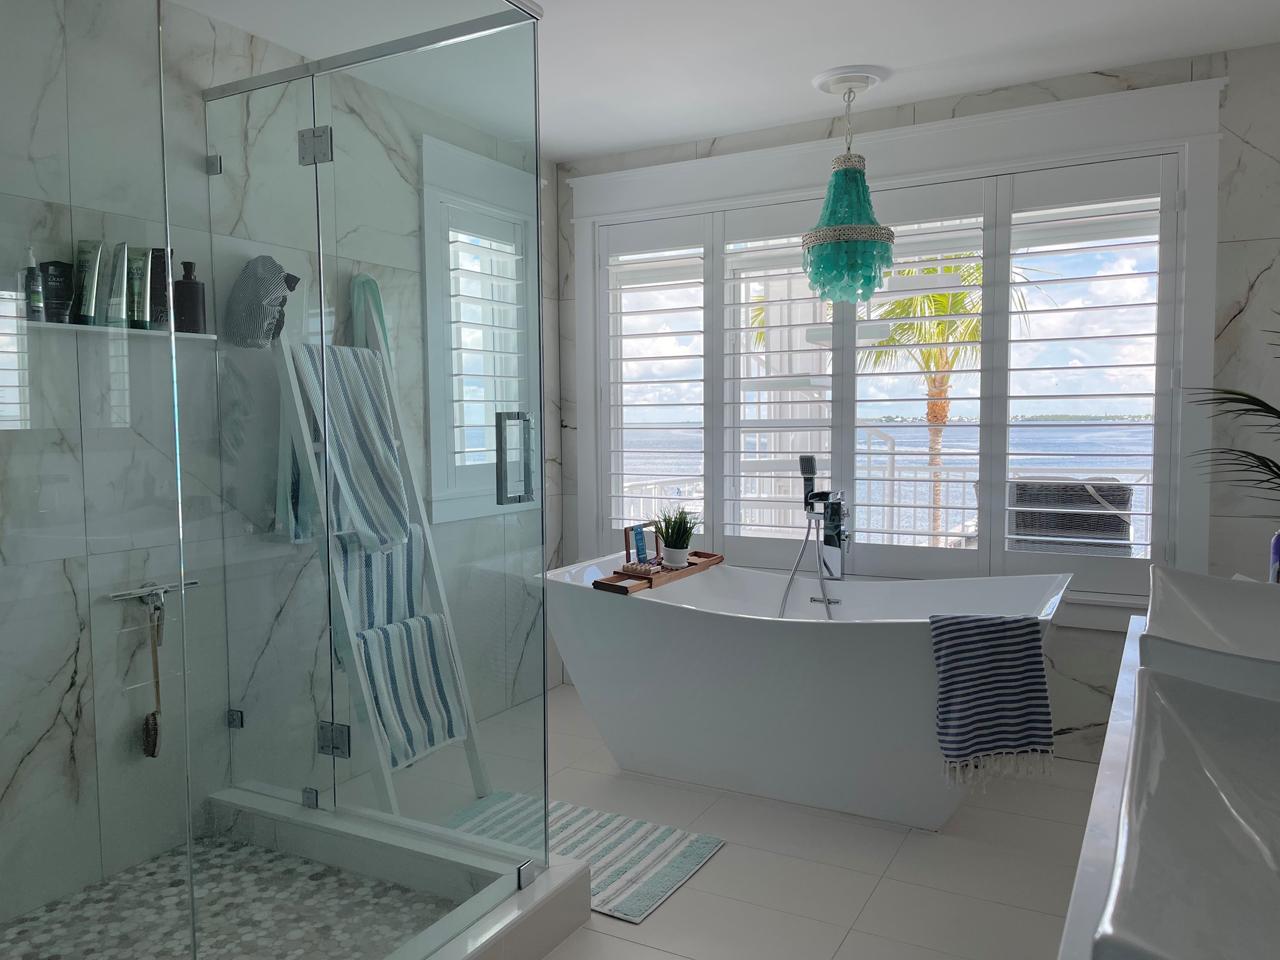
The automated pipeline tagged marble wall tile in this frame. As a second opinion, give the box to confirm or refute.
[913,57,1193,124]
[222,533,332,795]
[431,514,512,721]
[1214,46,1280,244]
[64,0,166,223]
[0,190,72,285]
[0,325,86,568]
[205,74,318,251]
[541,297,562,498]
[86,544,191,874]
[76,330,227,554]
[327,74,423,273]
[0,556,99,922]
[160,1,306,235]
[1209,514,1280,579]
[1210,238,1280,517]
[1044,626,1124,762]
[0,0,70,206]
[555,164,576,302]
[505,509,546,707]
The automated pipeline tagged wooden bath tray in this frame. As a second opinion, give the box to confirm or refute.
[592,550,724,594]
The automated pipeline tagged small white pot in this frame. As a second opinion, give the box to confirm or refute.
[662,546,690,570]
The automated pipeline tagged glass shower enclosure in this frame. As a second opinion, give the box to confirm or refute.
[1,2,546,958]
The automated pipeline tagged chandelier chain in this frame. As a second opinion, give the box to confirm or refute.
[843,88,855,153]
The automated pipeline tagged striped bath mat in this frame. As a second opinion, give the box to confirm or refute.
[450,792,723,922]
[928,615,1054,785]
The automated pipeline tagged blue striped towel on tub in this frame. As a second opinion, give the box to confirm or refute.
[928,615,1054,784]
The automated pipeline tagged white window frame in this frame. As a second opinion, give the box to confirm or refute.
[572,81,1222,598]
[422,134,539,522]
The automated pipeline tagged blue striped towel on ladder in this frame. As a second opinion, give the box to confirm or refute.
[292,343,410,552]
[354,614,467,769]
[928,615,1054,785]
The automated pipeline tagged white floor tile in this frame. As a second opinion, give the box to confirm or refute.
[546,928,685,960]
[854,879,1064,960]
[570,741,623,776]
[835,930,964,960]
[1047,758,1100,792]
[886,831,1076,916]
[689,793,906,875]
[965,777,1093,825]
[939,805,1085,867]
[586,887,848,960]
[403,742,544,798]
[547,684,604,740]
[689,842,879,926]
[549,767,720,828]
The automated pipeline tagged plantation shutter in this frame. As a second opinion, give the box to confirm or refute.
[997,156,1171,592]
[722,234,833,546]
[603,218,707,534]
[0,302,30,429]
[448,218,526,467]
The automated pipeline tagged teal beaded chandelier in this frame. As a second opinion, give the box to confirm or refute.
[803,68,894,303]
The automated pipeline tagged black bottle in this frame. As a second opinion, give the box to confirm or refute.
[173,261,206,334]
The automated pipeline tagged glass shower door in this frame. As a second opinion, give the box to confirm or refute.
[200,15,544,952]
[316,22,548,874]
[203,76,338,808]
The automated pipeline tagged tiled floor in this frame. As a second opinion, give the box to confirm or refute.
[528,684,1094,960]
[0,837,454,960]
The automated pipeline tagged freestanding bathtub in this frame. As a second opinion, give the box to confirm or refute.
[546,556,1071,830]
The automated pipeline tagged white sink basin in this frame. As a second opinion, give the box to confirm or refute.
[1093,668,1280,960]
[1141,566,1280,698]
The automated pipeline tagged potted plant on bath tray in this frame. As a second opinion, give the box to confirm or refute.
[654,507,698,570]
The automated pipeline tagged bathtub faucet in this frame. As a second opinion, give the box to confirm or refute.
[779,458,850,619]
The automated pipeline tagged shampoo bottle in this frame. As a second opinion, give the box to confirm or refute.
[173,261,206,334]
[23,247,44,322]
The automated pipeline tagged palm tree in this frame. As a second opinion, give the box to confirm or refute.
[857,258,983,538]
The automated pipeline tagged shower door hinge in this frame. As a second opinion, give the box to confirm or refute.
[226,709,244,729]
[298,125,333,166]
[317,720,351,759]
[517,859,539,890]
[206,153,223,176]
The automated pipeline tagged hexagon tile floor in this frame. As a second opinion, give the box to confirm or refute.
[0,837,457,960]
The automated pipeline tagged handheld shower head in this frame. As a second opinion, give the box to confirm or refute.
[799,455,817,507]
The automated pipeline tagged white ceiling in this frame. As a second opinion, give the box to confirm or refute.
[535,0,1280,159]
[179,0,1280,162]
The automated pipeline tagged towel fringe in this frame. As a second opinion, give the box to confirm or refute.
[943,748,1055,790]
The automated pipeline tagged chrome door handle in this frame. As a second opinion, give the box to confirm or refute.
[495,410,534,505]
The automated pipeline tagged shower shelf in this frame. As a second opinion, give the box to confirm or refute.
[11,318,217,341]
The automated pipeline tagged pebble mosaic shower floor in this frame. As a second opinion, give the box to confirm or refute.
[0,837,457,960]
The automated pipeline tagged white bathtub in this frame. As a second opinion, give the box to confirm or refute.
[547,556,1071,829]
